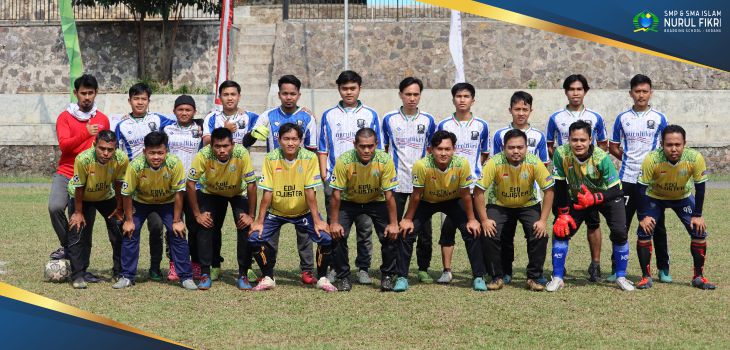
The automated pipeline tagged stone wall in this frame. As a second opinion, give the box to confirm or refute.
[1,21,218,94]
[273,21,730,90]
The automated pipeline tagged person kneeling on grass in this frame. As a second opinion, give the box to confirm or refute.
[247,123,336,292]
[328,127,401,292]
[548,121,634,292]
[635,124,715,290]
[473,129,554,292]
[114,132,196,290]
[397,130,485,292]
[67,130,127,289]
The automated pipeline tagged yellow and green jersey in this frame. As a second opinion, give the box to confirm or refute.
[412,154,473,203]
[187,144,257,198]
[552,144,620,201]
[121,154,186,204]
[477,152,554,208]
[68,148,129,202]
[638,148,708,200]
[258,147,322,217]
[330,149,398,203]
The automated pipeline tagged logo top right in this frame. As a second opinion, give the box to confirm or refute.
[633,10,659,32]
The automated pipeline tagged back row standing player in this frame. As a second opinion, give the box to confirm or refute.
[546,74,608,282]
[609,74,670,282]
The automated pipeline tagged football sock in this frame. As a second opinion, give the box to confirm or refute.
[316,244,333,279]
[690,242,707,278]
[637,240,653,277]
[551,239,569,279]
[613,242,630,278]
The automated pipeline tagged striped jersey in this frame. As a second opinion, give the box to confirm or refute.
[412,154,473,203]
[121,154,186,204]
[492,124,549,163]
[258,148,322,218]
[318,101,381,180]
[610,107,668,183]
[163,122,203,171]
[187,144,257,198]
[638,148,708,200]
[252,106,317,151]
[476,153,554,208]
[115,113,175,160]
[203,109,259,145]
[330,149,398,203]
[381,108,436,193]
[436,114,490,180]
[546,107,607,146]
[68,148,128,202]
[552,144,621,202]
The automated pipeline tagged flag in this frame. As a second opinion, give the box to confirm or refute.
[214,0,234,106]
[449,10,465,84]
[58,0,83,102]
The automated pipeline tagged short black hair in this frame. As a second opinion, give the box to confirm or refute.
[355,127,377,143]
[278,123,303,139]
[95,130,117,145]
[563,74,590,92]
[510,91,533,108]
[278,75,301,90]
[568,120,593,138]
[661,124,686,142]
[218,80,241,95]
[399,77,423,93]
[630,74,652,89]
[211,127,233,144]
[144,131,168,148]
[451,82,475,98]
[129,83,152,98]
[335,70,362,87]
[503,129,527,145]
[431,130,457,148]
[74,74,99,91]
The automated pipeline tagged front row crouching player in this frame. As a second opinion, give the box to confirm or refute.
[548,121,634,292]
[67,131,128,289]
[186,127,258,290]
[473,129,554,292]
[114,132,196,290]
[635,125,715,290]
[248,123,337,292]
[328,128,400,292]
[397,130,485,292]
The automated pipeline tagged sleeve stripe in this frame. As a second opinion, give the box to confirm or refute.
[382,185,398,191]
[304,183,323,189]
[258,185,274,191]
[412,184,425,188]
[540,182,555,190]
[607,180,621,188]
[474,182,488,190]
[695,178,709,184]
[329,184,346,191]
[553,175,566,180]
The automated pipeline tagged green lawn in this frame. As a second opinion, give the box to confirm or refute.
[0,186,728,349]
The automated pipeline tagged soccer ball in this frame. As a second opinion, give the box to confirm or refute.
[44,259,70,282]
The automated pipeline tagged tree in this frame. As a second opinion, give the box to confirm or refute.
[72,0,219,82]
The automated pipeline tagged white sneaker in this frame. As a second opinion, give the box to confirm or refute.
[316,277,338,292]
[546,277,564,292]
[436,271,453,284]
[616,277,635,291]
[252,276,276,291]
[357,270,372,284]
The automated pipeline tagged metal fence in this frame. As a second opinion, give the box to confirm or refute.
[0,0,219,22]
[283,0,487,21]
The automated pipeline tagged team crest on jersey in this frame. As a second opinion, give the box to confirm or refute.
[417,124,426,134]
[297,165,304,174]
[372,170,380,177]
[148,122,158,131]
[679,169,688,177]
[357,119,366,128]
[163,172,170,179]
[528,138,536,147]
[237,119,247,129]
[296,120,304,126]
[647,120,656,129]
[520,172,529,180]
[191,129,201,138]
[229,165,236,172]
[450,174,457,182]
[471,131,479,140]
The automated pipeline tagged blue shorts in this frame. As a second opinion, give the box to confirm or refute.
[249,212,332,246]
[637,195,708,240]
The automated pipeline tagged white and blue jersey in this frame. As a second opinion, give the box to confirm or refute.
[546,107,607,146]
[436,114,490,180]
[382,108,436,193]
[253,106,317,151]
[115,112,175,160]
[611,107,668,183]
[162,122,203,171]
[493,124,549,163]
[318,101,381,180]
[203,110,258,145]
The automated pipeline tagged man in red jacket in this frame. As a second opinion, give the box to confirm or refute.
[48,74,110,278]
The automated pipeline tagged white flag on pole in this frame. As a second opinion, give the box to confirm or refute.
[449,10,465,84]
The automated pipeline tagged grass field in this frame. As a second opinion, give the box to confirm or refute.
[1,186,729,349]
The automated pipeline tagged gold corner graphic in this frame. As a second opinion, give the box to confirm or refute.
[417,0,727,73]
[0,282,190,349]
